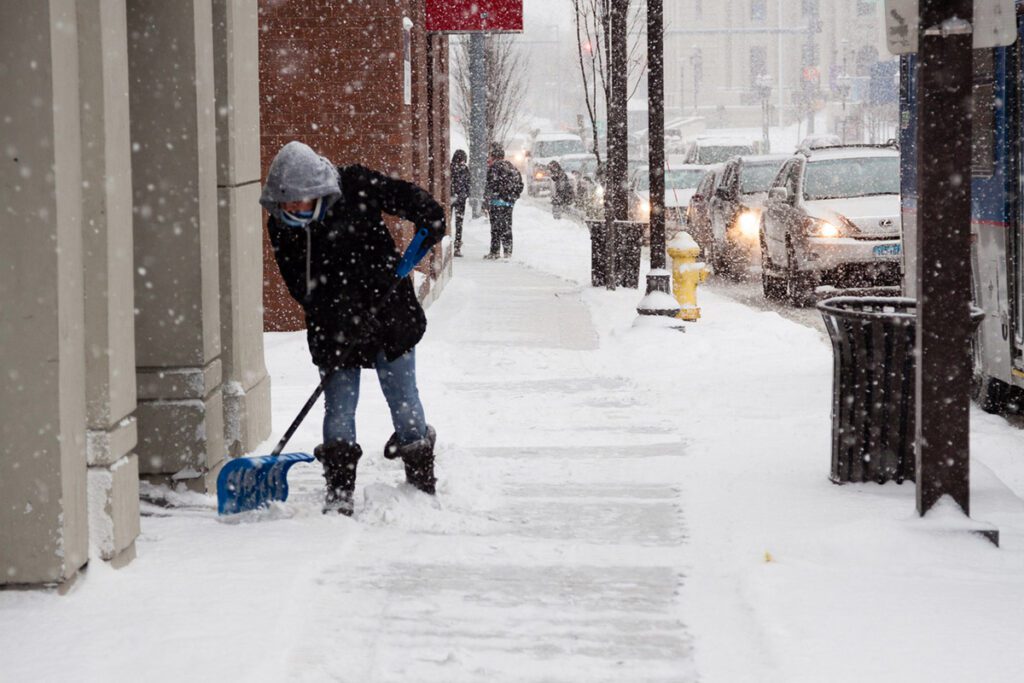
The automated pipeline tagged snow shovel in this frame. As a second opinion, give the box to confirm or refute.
[216,228,434,515]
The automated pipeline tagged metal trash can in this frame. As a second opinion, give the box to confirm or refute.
[586,219,644,289]
[817,296,983,485]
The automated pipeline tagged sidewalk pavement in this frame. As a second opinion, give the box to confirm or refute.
[1,202,1023,682]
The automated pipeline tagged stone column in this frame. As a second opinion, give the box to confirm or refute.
[127,0,225,491]
[77,0,140,567]
[0,0,89,585]
[213,0,271,458]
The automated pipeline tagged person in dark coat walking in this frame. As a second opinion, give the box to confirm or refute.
[548,160,574,220]
[484,142,524,259]
[260,141,446,515]
[450,149,470,257]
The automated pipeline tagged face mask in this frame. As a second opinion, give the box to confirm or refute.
[280,197,325,228]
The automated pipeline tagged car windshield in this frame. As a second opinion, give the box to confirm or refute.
[534,139,585,157]
[699,145,753,164]
[635,169,705,191]
[740,162,782,194]
[803,157,899,200]
[561,157,594,173]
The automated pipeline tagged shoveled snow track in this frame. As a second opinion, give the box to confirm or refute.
[276,245,695,681]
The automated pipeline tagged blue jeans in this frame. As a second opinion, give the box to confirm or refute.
[321,349,427,446]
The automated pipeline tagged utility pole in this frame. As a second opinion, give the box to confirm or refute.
[604,0,629,290]
[468,33,488,218]
[914,0,976,519]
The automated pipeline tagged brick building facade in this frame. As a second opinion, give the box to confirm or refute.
[258,0,452,331]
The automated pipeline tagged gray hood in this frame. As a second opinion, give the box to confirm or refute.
[259,141,342,220]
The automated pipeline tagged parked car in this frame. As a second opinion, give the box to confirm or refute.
[629,165,707,237]
[706,154,789,276]
[527,132,586,196]
[760,144,902,305]
[685,164,726,256]
[797,133,842,151]
[682,136,756,165]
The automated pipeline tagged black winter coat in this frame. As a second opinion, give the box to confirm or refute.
[486,160,524,204]
[268,165,445,372]
[451,161,471,203]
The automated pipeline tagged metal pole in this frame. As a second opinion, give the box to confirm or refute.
[605,0,629,290]
[469,33,488,218]
[647,0,666,277]
[914,0,974,517]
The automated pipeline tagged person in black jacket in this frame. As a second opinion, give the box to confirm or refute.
[450,149,470,257]
[548,161,574,220]
[484,142,524,259]
[259,141,446,515]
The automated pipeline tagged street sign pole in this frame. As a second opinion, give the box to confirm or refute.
[469,33,488,219]
[914,0,975,518]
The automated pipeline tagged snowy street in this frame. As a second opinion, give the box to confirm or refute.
[3,205,1024,682]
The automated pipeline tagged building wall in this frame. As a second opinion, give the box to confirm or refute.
[665,0,886,132]
[258,0,451,331]
[1,0,270,586]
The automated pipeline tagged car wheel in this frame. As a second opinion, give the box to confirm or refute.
[760,232,784,300]
[784,240,813,307]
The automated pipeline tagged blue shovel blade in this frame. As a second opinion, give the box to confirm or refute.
[216,452,316,515]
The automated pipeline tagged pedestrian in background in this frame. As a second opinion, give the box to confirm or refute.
[484,142,523,259]
[548,160,574,220]
[450,149,470,258]
[260,141,445,515]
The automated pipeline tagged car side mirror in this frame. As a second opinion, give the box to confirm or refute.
[714,187,730,200]
[769,187,789,203]
[524,150,532,158]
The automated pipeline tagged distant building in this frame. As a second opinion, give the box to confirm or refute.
[258,0,453,331]
[664,0,891,141]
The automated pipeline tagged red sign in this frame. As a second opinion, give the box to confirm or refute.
[425,0,523,33]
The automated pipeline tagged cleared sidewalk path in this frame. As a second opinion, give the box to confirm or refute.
[276,248,695,681]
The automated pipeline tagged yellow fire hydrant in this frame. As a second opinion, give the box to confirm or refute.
[667,232,709,321]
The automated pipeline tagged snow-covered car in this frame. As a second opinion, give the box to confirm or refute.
[629,165,706,237]
[797,133,842,151]
[682,136,757,165]
[685,164,726,256]
[706,154,789,276]
[760,144,902,305]
[527,132,586,196]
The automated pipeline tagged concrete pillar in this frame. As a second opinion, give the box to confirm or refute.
[213,0,271,458]
[0,0,89,585]
[127,0,225,491]
[77,0,140,566]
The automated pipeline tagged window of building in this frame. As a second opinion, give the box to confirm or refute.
[750,46,767,87]
[856,0,877,16]
[751,0,767,24]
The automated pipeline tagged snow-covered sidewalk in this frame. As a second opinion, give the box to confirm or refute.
[2,203,1024,683]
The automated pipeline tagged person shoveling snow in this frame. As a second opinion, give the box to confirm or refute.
[259,141,446,515]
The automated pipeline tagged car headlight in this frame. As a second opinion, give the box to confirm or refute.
[736,210,761,238]
[514,151,525,164]
[595,185,605,198]
[534,170,546,180]
[638,199,651,217]
[806,219,843,238]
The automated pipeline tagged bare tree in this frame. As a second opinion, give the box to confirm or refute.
[452,35,529,148]
[572,0,648,167]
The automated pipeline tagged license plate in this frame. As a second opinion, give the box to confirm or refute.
[873,244,901,256]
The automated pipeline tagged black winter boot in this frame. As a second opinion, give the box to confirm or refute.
[383,425,437,495]
[313,440,362,515]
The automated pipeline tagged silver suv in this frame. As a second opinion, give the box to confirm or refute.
[759,145,902,305]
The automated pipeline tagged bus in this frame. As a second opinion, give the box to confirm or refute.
[899,4,1024,412]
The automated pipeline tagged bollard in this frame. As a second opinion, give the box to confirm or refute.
[668,232,709,321]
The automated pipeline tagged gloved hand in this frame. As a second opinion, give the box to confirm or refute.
[352,310,382,342]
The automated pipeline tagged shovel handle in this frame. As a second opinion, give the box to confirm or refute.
[269,276,406,457]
